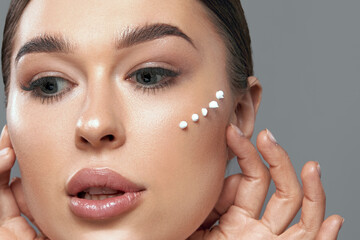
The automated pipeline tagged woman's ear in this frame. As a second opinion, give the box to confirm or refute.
[230,76,262,138]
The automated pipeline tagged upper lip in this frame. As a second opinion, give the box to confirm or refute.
[66,168,145,196]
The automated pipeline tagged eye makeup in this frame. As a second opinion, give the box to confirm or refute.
[19,65,182,104]
[179,90,225,130]
[126,67,181,94]
[20,76,73,104]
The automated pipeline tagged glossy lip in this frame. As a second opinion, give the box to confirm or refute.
[67,168,146,220]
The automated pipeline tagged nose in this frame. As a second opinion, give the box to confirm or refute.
[75,86,126,151]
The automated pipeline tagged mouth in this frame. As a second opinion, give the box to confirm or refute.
[76,187,125,200]
[67,168,145,220]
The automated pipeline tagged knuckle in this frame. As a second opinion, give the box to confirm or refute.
[298,219,319,236]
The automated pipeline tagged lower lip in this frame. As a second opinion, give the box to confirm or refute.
[69,191,143,219]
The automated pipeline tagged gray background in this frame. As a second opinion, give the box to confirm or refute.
[0,0,359,239]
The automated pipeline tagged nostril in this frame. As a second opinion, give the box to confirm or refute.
[80,137,89,144]
[102,134,115,141]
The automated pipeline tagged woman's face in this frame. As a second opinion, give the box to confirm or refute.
[6,0,236,239]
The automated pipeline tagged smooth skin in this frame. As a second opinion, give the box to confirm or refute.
[0,125,343,239]
[1,0,343,239]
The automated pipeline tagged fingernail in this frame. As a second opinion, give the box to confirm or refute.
[317,162,321,178]
[341,218,345,229]
[230,123,244,137]
[0,147,10,157]
[266,129,277,144]
[0,125,6,139]
[10,177,19,184]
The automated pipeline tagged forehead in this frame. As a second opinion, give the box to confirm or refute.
[15,0,212,47]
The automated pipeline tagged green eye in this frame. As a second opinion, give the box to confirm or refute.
[38,77,60,94]
[21,76,72,104]
[128,67,180,93]
[131,67,179,85]
[136,70,164,85]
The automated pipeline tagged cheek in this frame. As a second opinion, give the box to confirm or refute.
[125,86,230,236]
[6,91,71,225]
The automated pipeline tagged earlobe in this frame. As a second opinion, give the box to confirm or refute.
[230,76,262,139]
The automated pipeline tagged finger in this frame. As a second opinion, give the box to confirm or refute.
[0,126,21,223]
[316,215,343,240]
[200,174,241,229]
[280,161,325,239]
[0,126,12,150]
[259,129,303,234]
[0,151,20,220]
[298,161,325,233]
[226,124,270,218]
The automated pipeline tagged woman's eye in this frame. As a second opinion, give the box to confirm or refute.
[136,70,163,85]
[128,67,180,92]
[21,76,72,104]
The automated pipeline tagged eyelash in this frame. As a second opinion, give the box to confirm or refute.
[20,67,180,104]
[126,67,180,94]
[20,76,72,104]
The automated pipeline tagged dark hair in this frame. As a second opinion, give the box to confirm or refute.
[1,0,253,107]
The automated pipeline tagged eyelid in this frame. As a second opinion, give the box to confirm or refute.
[29,71,74,84]
[19,71,77,104]
[124,62,181,80]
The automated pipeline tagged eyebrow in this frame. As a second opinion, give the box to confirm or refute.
[15,23,195,64]
[15,34,73,63]
[117,23,195,49]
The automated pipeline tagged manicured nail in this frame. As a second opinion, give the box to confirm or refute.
[266,129,277,144]
[0,147,10,157]
[317,162,321,178]
[230,123,244,137]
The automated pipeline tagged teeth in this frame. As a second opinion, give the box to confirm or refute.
[85,193,92,200]
[83,192,124,200]
[99,195,107,200]
[86,187,118,195]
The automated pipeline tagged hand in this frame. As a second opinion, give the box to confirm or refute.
[188,125,343,240]
[0,125,48,240]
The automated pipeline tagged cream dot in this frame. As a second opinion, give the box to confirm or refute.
[216,90,225,100]
[209,101,219,109]
[179,121,188,129]
[192,114,199,122]
[202,108,208,117]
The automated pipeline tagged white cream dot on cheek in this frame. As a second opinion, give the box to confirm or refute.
[209,101,219,109]
[201,108,208,117]
[192,114,199,122]
[179,90,225,130]
[216,90,224,100]
[179,121,188,129]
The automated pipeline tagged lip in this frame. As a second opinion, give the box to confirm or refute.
[67,168,145,220]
